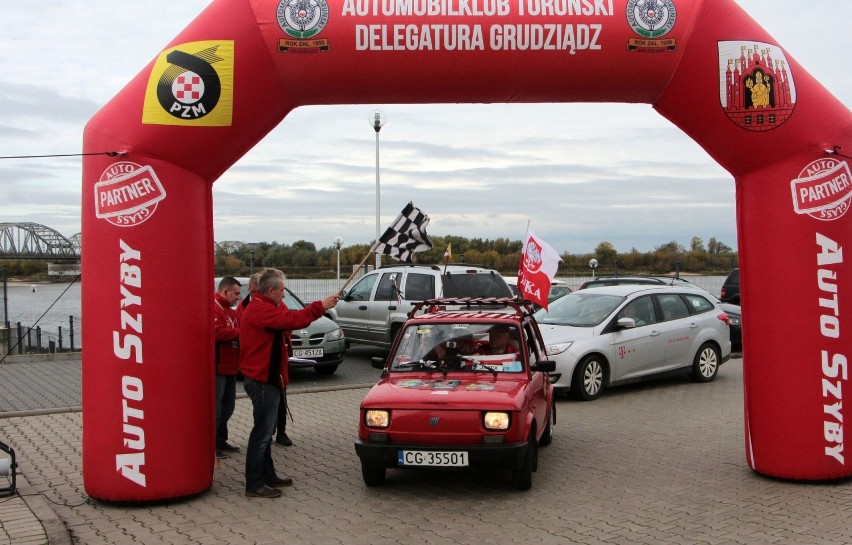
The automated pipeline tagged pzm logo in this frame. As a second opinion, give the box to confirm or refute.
[156,49,223,120]
[170,97,207,119]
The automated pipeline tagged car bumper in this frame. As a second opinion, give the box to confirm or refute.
[730,327,742,350]
[289,350,345,368]
[354,439,528,470]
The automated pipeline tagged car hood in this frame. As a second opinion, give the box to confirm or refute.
[719,302,740,317]
[361,374,531,411]
[538,323,597,342]
[310,315,339,333]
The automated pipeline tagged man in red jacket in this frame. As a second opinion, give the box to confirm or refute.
[214,277,243,458]
[239,268,339,498]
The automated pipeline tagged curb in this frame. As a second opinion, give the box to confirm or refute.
[11,473,72,545]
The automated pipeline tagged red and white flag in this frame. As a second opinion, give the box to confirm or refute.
[517,228,562,310]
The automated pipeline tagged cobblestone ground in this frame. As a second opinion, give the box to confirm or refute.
[2,358,852,545]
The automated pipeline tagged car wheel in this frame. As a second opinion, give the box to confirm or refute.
[361,463,386,487]
[691,343,720,383]
[571,356,605,401]
[512,427,537,491]
[539,401,554,447]
[314,364,338,376]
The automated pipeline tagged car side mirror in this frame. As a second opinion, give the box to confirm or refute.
[371,356,387,370]
[532,360,556,373]
[617,317,636,329]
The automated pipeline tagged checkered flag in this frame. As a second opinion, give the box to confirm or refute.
[371,202,433,263]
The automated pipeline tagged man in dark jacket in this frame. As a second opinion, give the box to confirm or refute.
[239,268,339,498]
[213,277,242,458]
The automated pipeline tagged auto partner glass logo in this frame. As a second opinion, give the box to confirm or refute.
[142,41,234,126]
[94,162,167,227]
[790,158,851,222]
[276,0,331,52]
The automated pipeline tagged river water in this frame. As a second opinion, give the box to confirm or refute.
[1,275,727,349]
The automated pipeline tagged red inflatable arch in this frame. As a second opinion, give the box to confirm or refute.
[82,0,850,500]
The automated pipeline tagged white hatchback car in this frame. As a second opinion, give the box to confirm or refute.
[533,285,732,400]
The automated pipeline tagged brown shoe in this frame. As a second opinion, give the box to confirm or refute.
[245,485,282,498]
[266,476,293,488]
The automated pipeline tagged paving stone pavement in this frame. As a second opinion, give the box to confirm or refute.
[2,354,852,544]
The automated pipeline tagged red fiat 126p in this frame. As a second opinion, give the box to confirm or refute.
[354,297,556,490]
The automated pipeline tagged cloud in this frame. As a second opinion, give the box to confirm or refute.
[1,0,848,255]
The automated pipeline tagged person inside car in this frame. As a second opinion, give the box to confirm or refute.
[478,324,519,355]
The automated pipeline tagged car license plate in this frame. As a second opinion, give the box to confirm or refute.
[293,348,323,358]
[398,450,469,467]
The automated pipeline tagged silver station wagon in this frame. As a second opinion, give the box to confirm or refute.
[534,285,732,401]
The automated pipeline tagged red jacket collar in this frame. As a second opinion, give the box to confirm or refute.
[254,293,280,307]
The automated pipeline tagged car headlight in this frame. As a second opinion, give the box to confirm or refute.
[326,327,344,341]
[727,316,741,326]
[483,411,510,430]
[365,410,390,428]
[545,342,573,355]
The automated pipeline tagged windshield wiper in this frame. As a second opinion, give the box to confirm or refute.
[393,360,447,375]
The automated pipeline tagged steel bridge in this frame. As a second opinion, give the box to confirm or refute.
[0,222,80,261]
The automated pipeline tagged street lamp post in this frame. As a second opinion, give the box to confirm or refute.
[589,259,598,279]
[333,237,344,290]
[30,285,36,325]
[369,110,387,271]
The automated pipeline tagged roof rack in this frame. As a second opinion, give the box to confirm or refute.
[409,297,536,318]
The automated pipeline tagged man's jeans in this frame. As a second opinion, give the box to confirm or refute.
[243,378,280,490]
[215,374,237,448]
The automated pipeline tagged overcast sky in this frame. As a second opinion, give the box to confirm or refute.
[1,1,849,254]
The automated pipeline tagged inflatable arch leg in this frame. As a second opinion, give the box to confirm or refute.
[82,0,851,500]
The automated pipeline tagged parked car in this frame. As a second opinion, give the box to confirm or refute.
[720,268,740,304]
[354,297,556,490]
[534,285,732,401]
[578,275,691,290]
[719,302,742,350]
[505,277,572,306]
[330,264,513,349]
[214,277,346,375]
[578,275,742,350]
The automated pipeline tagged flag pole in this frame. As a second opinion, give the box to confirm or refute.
[338,250,374,295]
[517,220,531,302]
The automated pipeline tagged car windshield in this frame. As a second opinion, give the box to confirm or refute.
[441,273,511,298]
[548,285,572,302]
[283,288,305,310]
[390,322,524,373]
[534,292,624,327]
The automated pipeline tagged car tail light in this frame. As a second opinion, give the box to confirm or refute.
[717,312,730,325]
[720,287,727,299]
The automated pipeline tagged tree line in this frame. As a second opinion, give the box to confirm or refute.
[214,235,737,278]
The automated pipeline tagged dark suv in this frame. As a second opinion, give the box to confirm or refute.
[720,268,740,304]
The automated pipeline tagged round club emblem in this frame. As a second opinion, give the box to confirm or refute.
[277,0,329,39]
[626,0,677,39]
